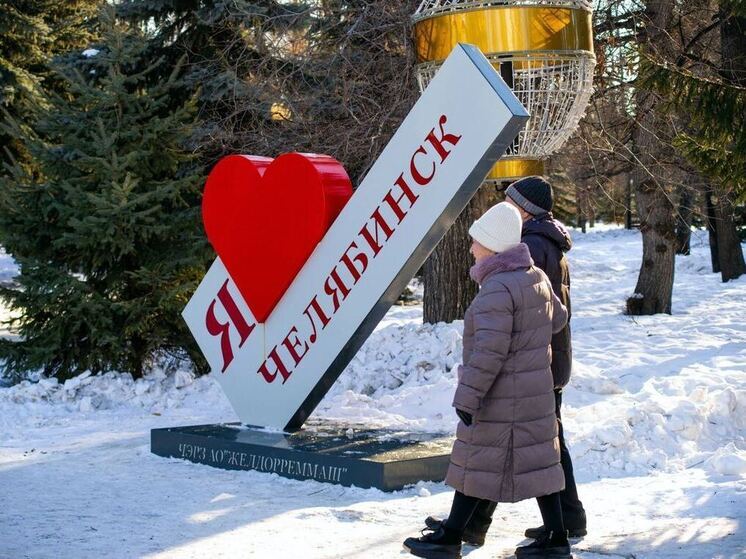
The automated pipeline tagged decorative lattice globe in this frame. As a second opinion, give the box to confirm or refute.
[413,0,595,183]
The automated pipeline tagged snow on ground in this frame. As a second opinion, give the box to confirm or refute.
[0,226,744,559]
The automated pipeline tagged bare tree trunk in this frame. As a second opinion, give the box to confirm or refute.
[714,190,746,281]
[675,185,692,255]
[589,203,596,228]
[626,0,677,316]
[423,184,499,323]
[627,177,677,315]
[714,4,746,281]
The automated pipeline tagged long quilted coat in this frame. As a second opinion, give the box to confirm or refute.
[445,243,568,503]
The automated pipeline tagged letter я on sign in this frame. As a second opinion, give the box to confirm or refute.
[182,43,530,431]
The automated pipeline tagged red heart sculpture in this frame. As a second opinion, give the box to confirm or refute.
[202,153,352,323]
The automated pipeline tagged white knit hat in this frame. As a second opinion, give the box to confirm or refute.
[468,202,522,253]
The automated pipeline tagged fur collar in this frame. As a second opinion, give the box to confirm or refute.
[470,243,532,284]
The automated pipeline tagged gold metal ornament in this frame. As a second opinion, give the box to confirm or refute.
[270,102,292,122]
[413,0,595,184]
[488,158,546,182]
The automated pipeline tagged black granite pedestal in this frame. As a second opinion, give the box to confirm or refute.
[151,422,453,491]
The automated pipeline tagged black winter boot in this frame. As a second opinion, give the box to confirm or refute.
[515,530,572,558]
[423,516,488,547]
[525,511,586,539]
[403,525,462,558]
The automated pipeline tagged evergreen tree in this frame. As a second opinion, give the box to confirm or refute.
[0,0,98,172]
[117,0,314,164]
[0,7,210,380]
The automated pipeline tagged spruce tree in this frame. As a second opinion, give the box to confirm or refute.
[0,0,98,172]
[117,0,314,164]
[0,7,210,380]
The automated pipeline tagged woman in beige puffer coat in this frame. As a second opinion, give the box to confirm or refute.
[404,202,571,559]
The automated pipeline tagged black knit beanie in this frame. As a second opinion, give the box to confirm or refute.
[505,175,553,215]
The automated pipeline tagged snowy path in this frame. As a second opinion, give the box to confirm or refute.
[1,226,744,559]
[1,427,740,559]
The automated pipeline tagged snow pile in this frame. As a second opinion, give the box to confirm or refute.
[566,371,746,476]
[0,367,230,434]
[706,442,746,476]
[3,368,194,410]
[319,320,463,432]
[335,321,462,395]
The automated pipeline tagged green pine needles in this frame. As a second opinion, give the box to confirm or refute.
[640,0,746,203]
[0,0,99,173]
[0,7,211,380]
[641,60,746,201]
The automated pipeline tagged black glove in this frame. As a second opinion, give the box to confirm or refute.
[456,408,473,426]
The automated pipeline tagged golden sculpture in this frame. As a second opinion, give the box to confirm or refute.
[413,1,595,183]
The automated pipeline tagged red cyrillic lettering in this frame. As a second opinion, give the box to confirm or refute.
[257,346,291,384]
[359,207,394,257]
[425,114,462,163]
[205,280,255,373]
[302,296,331,343]
[410,145,436,185]
[383,173,419,224]
[339,241,368,285]
[324,267,351,314]
[282,326,309,367]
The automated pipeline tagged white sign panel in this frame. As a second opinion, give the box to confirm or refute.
[183,44,529,430]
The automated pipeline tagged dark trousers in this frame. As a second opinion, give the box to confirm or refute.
[444,491,495,533]
[447,491,566,535]
[555,389,585,524]
[460,389,585,533]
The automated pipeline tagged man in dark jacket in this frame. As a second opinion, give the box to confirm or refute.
[505,175,587,539]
